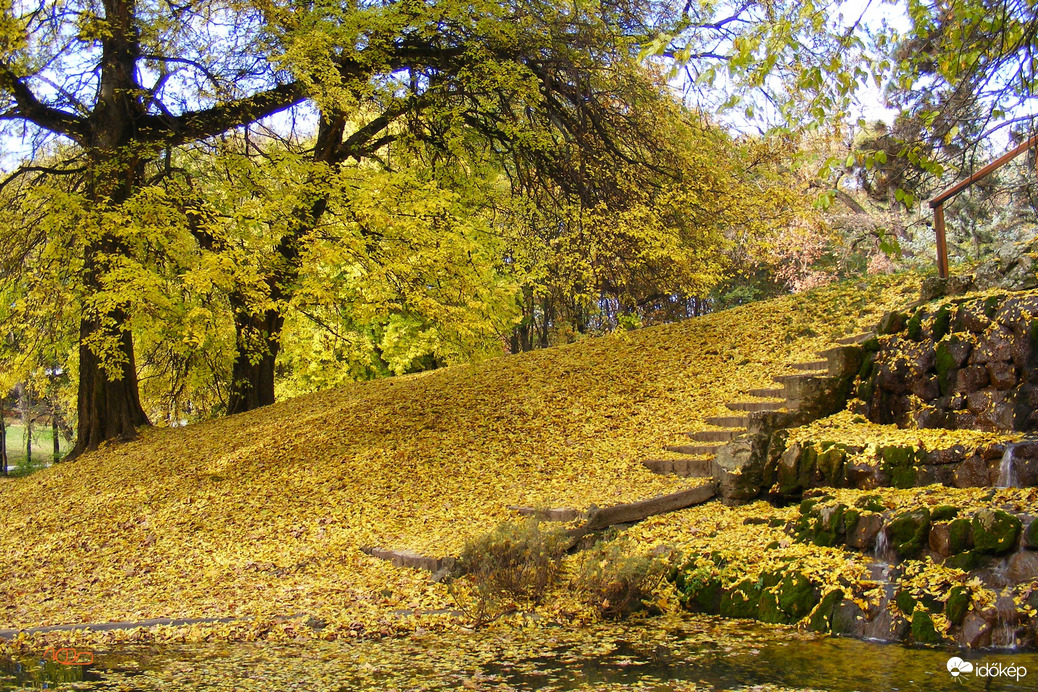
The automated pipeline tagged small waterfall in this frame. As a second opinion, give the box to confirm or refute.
[997,443,1020,488]
[872,529,895,565]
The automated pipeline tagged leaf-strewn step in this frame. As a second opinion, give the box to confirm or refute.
[704,415,749,427]
[725,401,783,412]
[835,332,874,345]
[747,387,785,398]
[791,360,828,371]
[690,429,740,442]
[642,458,713,477]
[664,443,721,455]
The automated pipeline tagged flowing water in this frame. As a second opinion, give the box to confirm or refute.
[2,616,1036,691]
[997,443,1020,488]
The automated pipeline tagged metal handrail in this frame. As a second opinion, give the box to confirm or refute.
[928,133,1038,278]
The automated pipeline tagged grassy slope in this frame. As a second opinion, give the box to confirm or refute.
[0,273,924,632]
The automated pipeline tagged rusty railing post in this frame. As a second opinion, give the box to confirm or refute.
[933,203,948,278]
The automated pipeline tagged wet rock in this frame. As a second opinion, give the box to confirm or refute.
[846,511,884,550]
[1024,518,1038,549]
[928,523,953,556]
[808,589,844,633]
[971,509,1022,555]
[954,365,990,394]
[953,456,990,487]
[926,446,968,466]
[959,302,994,333]
[987,361,1018,389]
[911,610,943,644]
[969,325,1014,363]
[909,376,941,400]
[887,508,931,558]
[830,599,866,638]
[813,503,847,547]
[959,610,993,649]
[1007,551,1038,583]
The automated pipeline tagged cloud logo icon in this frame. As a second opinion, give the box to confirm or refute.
[947,657,974,677]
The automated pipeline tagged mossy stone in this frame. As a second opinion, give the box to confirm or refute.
[689,576,723,614]
[858,351,878,380]
[887,508,931,558]
[880,446,920,489]
[906,310,924,340]
[1024,519,1038,548]
[971,509,1021,554]
[862,336,881,352]
[945,550,979,571]
[931,505,960,522]
[798,446,818,489]
[945,585,970,625]
[879,311,906,335]
[983,295,1001,318]
[777,571,820,621]
[932,305,952,341]
[911,610,943,645]
[817,448,846,486]
[758,588,789,624]
[813,504,847,547]
[720,580,763,619]
[947,517,972,554]
[808,589,844,633]
[854,494,886,513]
[895,589,917,616]
[800,498,822,516]
[843,509,860,535]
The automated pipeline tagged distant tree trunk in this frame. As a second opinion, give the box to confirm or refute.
[0,408,7,476]
[224,115,345,414]
[52,412,60,463]
[226,307,284,414]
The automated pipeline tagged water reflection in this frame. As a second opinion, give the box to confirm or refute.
[2,616,1036,691]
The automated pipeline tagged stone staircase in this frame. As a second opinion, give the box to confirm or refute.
[642,332,872,479]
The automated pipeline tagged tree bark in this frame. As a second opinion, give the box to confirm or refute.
[224,114,346,413]
[226,308,284,414]
[67,0,151,457]
[0,406,7,475]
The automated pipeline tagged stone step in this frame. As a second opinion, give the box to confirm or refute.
[691,429,741,442]
[572,482,719,536]
[642,458,714,478]
[747,387,785,398]
[725,401,784,412]
[508,506,584,522]
[791,360,829,371]
[835,332,873,345]
[664,443,721,455]
[704,415,750,428]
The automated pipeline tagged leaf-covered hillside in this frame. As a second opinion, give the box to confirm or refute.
[0,273,921,634]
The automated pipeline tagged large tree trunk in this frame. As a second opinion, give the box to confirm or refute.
[226,308,284,414]
[68,0,151,458]
[71,307,150,456]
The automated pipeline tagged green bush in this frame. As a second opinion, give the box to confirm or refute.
[576,539,666,619]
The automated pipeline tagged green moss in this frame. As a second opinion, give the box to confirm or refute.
[895,589,917,616]
[720,580,763,619]
[812,504,847,547]
[906,310,924,341]
[931,505,960,522]
[758,588,789,624]
[854,494,886,512]
[808,589,844,633]
[776,571,820,621]
[945,585,970,625]
[817,447,846,486]
[880,445,921,489]
[911,609,943,645]
[947,517,972,553]
[797,446,818,489]
[932,305,952,341]
[878,311,906,335]
[971,509,1022,555]
[1025,519,1038,548]
[983,295,1001,318]
[800,498,822,516]
[858,351,877,380]
[843,509,860,535]
[944,550,979,571]
[862,336,880,352]
[935,337,964,396]
[887,507,931,558]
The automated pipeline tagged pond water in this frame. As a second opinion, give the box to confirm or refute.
[2,616,1036,691]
